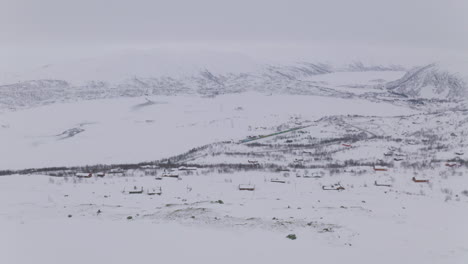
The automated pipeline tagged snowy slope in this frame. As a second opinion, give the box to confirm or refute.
[1,165,467,264]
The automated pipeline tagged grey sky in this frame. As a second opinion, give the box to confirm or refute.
[1,0,467,67]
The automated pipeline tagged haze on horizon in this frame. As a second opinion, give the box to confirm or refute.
[1,0,467,69]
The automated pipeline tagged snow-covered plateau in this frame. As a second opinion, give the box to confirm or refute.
[1,57,468,264]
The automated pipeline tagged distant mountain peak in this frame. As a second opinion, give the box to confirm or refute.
[385,62,468,100]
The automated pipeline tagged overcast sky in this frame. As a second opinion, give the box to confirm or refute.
[1,0,467,67]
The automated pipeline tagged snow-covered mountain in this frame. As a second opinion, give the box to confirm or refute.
[346,61,405,72]
[0,48,406,86]
[0,50,408,110]
[1,49,264,85]
[385,62,468,100]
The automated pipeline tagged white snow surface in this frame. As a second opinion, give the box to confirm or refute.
[1,170,467,264]
[0,93,416,170]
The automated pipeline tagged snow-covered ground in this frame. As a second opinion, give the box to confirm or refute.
[0,93,416,170]
[1,168,467,264]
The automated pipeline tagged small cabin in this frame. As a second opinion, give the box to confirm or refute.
[445,162,460,168]
[96,172,105,177]
[162,173,179,178]
[374,180,392,187]
[304,172,323,178]
[128,186,144,194]
[322,184,345,191]
[412,177,429,183]
[238,184,255,191]
[178,166,197,171]
[270,178,286,183]
[108,168,124,174]
[373,165,388,172]
[303,170,324,178]
[76,172,92,178]
[141,165,158,169]
[248,160,259,165]
[147,187,162,195]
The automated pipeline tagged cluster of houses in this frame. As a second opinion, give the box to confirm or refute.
[124,186,162,195]
[73,164,199,180]
[240,139,452,190]
[75,172,105,178]
[68,135,464,196]
[383,146,407,162]
[322,183,345,191]
[118,166,199,195]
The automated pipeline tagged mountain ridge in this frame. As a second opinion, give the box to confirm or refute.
[385,62,468,100]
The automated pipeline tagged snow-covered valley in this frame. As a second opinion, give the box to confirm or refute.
[1,59,468,264]
[0,89,416,170]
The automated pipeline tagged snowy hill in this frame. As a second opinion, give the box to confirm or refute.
[385,62,468,100]
[0,50,408,110]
